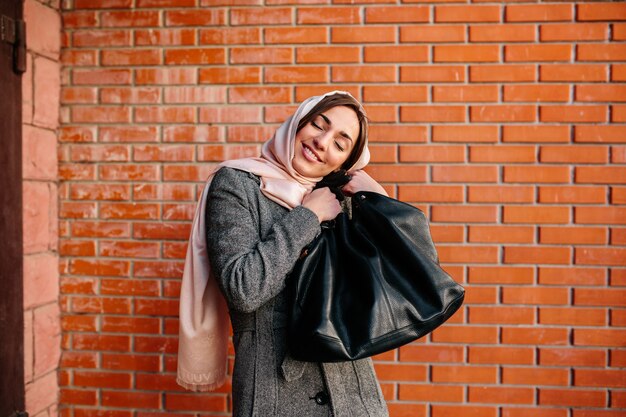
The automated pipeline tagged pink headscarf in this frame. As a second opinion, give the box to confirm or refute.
[176,91,370,391]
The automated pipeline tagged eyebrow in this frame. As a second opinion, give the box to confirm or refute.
[319,113,354,142]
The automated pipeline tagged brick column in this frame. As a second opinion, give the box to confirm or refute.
[23,0,61,415]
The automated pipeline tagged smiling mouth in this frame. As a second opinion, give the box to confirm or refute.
[303,144,323,163]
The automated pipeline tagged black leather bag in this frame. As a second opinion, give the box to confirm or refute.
[287,191,465,362]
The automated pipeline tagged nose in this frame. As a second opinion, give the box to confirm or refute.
[313,131,332,151]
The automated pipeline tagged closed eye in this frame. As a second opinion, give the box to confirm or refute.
[335,141,345,152]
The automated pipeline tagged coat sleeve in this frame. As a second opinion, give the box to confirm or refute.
[205,167,321,313]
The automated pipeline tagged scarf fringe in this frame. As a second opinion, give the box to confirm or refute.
[176,375,227,392]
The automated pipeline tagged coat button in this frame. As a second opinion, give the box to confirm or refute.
[313,391,329,405]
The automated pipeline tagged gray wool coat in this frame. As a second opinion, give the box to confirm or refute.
[205,167,389,417]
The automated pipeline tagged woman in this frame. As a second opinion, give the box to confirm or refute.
[177,91,389,416]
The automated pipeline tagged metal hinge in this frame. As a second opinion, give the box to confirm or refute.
[1,14,26,74]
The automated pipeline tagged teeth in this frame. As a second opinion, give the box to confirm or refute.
[304,146,321,162]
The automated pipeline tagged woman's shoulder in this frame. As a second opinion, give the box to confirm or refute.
[211,166,261,189]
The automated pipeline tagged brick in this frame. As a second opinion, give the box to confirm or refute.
[503,408,568,417]
[264,66,328,83]
[437,246,499,264]
[576,85,626,102]
[400,25,466,43]
[364,86,427,103]
[432,205,497,223]
[165,9,225,26]
[71,221,130,238]
[264,27,326,44]
[136,68,197,85]
[101,353,160,371]
[74,0,132,8]
[369,125,427,143]
[575,126,626,143]
[74,371,132,389]
[616,23,626,40]
[165,48,226,65]
[69,184,130,201]
[505,166,570,184]
[333,26,395,43]
[575,288,626,307]
[539,307,607,326]
[199,67,261,84]
[432,405,497,417]
[401,65,465,83]
[164,86,226,104]
[432,165,498,183]
[473,105,537,122]
[60,389,97,406]
[102,391,160,408]
[504,206,570,224]
[506,4,573,22]
[200,27,260,45]
[399,344,464,363]
[62,50,97,66]
[63,11,98,28]
[432,365,498,384]
[577,3,626,21]
[575,369,626,388]
[72,106,130,123]
[502,287,570,305]
[539,186,606,204]
[539,347,606,367]
[230,7,291,25]
[296,46,359,63]
[502,327,569,345]
[503,367,569,386]
[100,10,159,27]
[100,87,160,104]
[432,125,499,143]
[469,225,534,243]
[200,107,261,124]
[23,125,58,180]
[463,285,498,303]
[470,64,535,82]
[60,240,96,257]
[576,207,626,225]
[399,145,464,162]
[332,65,396,83]
[540,64,607,82]
[434,45,500,62]
[61,87,98,104]
[470,146,535,163]
[25,0,61,58]
[401,106,465,122]
[614,64,626,81]
[540,145,608,163]
[229,86,290,103]
[73,334,130,352]
[70,146,129,162]
[579,44,626,62]
[366,6,429,23]
[297,7,361,24]
[135,28,195,46]
[540,226,607,245]
[503,84,570,102]
[468,306,534,325]
[539,388,606,407]
[503,125,570,143]
[164,393,227,411]
[398,185,463,203]
[134,106,195,123]
[540,105,607,123]
[470,24,535,42]
[467,185,535,203]
[435,5,500,23]
[364,165,426,183]
[73,30,131,47]
[375,363,427,381]
[99,126,159,143]
[541,23,608,41]
[364,45,428,63]
[25,371,58,415]
[469,385,534,405]
[504,246,571,265]
[613,105,626,122]
[434,85,498,103]
[399,384,463,402]
[33,57,60,129]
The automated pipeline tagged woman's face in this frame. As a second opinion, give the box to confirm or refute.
[292,105,360,178]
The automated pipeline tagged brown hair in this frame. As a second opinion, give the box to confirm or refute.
[296,93,368,170]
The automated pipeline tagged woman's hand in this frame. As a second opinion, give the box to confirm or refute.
[342,170,388,196]
[302,187,343,222]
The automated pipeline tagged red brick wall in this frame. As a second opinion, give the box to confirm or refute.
[59,1,625,416]
[23,0,62,415]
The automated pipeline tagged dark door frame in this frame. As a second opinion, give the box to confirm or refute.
[0,0,26,414]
